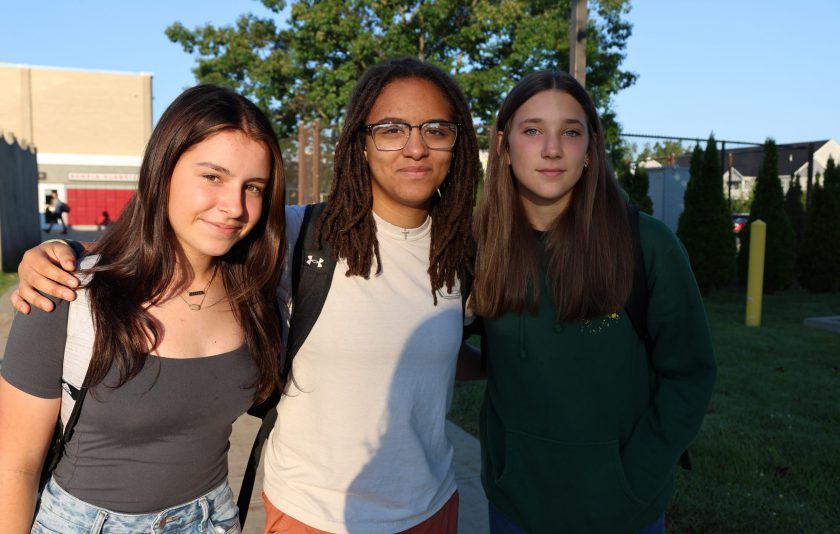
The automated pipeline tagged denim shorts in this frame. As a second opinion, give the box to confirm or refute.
[32,477,241,533]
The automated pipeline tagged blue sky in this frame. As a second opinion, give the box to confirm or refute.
[2,1,838,146]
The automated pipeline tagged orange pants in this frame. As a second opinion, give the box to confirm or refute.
[262,491,459,534]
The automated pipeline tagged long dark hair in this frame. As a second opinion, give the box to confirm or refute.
[473,71,634,320]
[83,85,286,402]
[318,58,481,302]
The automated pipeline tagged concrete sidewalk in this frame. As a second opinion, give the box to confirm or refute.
[0,284,489,533]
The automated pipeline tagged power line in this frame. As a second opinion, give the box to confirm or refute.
[621,133,762,146]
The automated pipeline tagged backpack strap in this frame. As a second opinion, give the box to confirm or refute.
[39,382,88,491]
[459,238,474,323]
[286,202,336,360]
[237,202,337,524]
[460,237,488,369]
[624,204,692,471]
[39,256,97,492]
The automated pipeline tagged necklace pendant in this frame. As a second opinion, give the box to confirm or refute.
[189,303,201,311]
[188,290,205,297]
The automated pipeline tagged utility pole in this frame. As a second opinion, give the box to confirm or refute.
[719,141,727,209]
[569,0,588,86]
[728,152,734,212]
[806,142,815,208]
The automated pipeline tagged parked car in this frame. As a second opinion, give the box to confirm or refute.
[732,213,749,234]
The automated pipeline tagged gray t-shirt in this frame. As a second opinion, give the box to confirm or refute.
[1,299,257,513]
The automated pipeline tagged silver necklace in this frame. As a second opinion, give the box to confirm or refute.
[177,265,218,311]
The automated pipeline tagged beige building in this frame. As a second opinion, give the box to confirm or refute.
[0,63,152,228]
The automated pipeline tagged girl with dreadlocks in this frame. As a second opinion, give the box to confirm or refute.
[13,58,482,534]
[258,57,480,534]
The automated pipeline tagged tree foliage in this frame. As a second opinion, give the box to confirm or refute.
[636,139,686,165]
[617,164,653,214]
[737,139,796,291]
[796,157,840,291]
[166,0,637,140]
[784,173,804,246]
[676,136,736,293]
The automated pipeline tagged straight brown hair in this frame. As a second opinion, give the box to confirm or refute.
[473,71,634,320]
[318,58,481,303]
[82,85,286,403]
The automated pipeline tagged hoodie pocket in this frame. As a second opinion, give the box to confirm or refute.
[495,430,647,532]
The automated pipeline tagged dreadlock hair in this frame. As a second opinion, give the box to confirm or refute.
[318,57,481,303]
[82,85,286,404]
[473,71,634,320]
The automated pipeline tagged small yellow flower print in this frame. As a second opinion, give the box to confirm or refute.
[581,311,622,334]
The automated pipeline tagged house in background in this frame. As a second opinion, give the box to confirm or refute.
[719,139,840,200]
[0,63,152,229]
[638,139,839,232]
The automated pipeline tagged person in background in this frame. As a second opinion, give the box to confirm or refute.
[97,210,113,230]
[50,190,70,233]
[43,193,65,234]
[470,71,717,534]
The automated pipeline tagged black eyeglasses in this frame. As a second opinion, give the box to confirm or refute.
[364,121,460,151]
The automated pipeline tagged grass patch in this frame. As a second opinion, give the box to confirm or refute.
[449,289,840,532]
[0,272,18,296]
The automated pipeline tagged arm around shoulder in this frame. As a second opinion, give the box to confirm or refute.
[12,239,87,314]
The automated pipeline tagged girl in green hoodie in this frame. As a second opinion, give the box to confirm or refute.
[471,71,716,534]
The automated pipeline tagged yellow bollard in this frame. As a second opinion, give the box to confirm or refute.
[745,220,767,326]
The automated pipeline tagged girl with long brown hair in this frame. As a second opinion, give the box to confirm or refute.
[472,71,716,534]
[0,84,286,533]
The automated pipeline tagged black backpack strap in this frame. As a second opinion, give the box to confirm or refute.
[237,202,337,524]
[460,237,488,369]
[460,237,475,322]
[286,202,336,359]
[624,203,691,470]
[236,402,277,524]
[38,381,88,492]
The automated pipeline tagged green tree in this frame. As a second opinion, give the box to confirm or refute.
[677,136,736,293]
[730,192,752,215]
[166,0,637,139]
[636,139,686,165]
[796,157,840,291]
[825,155,840,194]
[784,173,805,246]
[617,163,653,214]
[737,139,796,291]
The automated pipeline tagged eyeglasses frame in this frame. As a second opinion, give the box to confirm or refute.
[363,120,461,151]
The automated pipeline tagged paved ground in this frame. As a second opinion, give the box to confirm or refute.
[0,282,489,533]
[803,315,840,334]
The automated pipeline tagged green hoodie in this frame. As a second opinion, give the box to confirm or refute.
[480,213,716,533]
